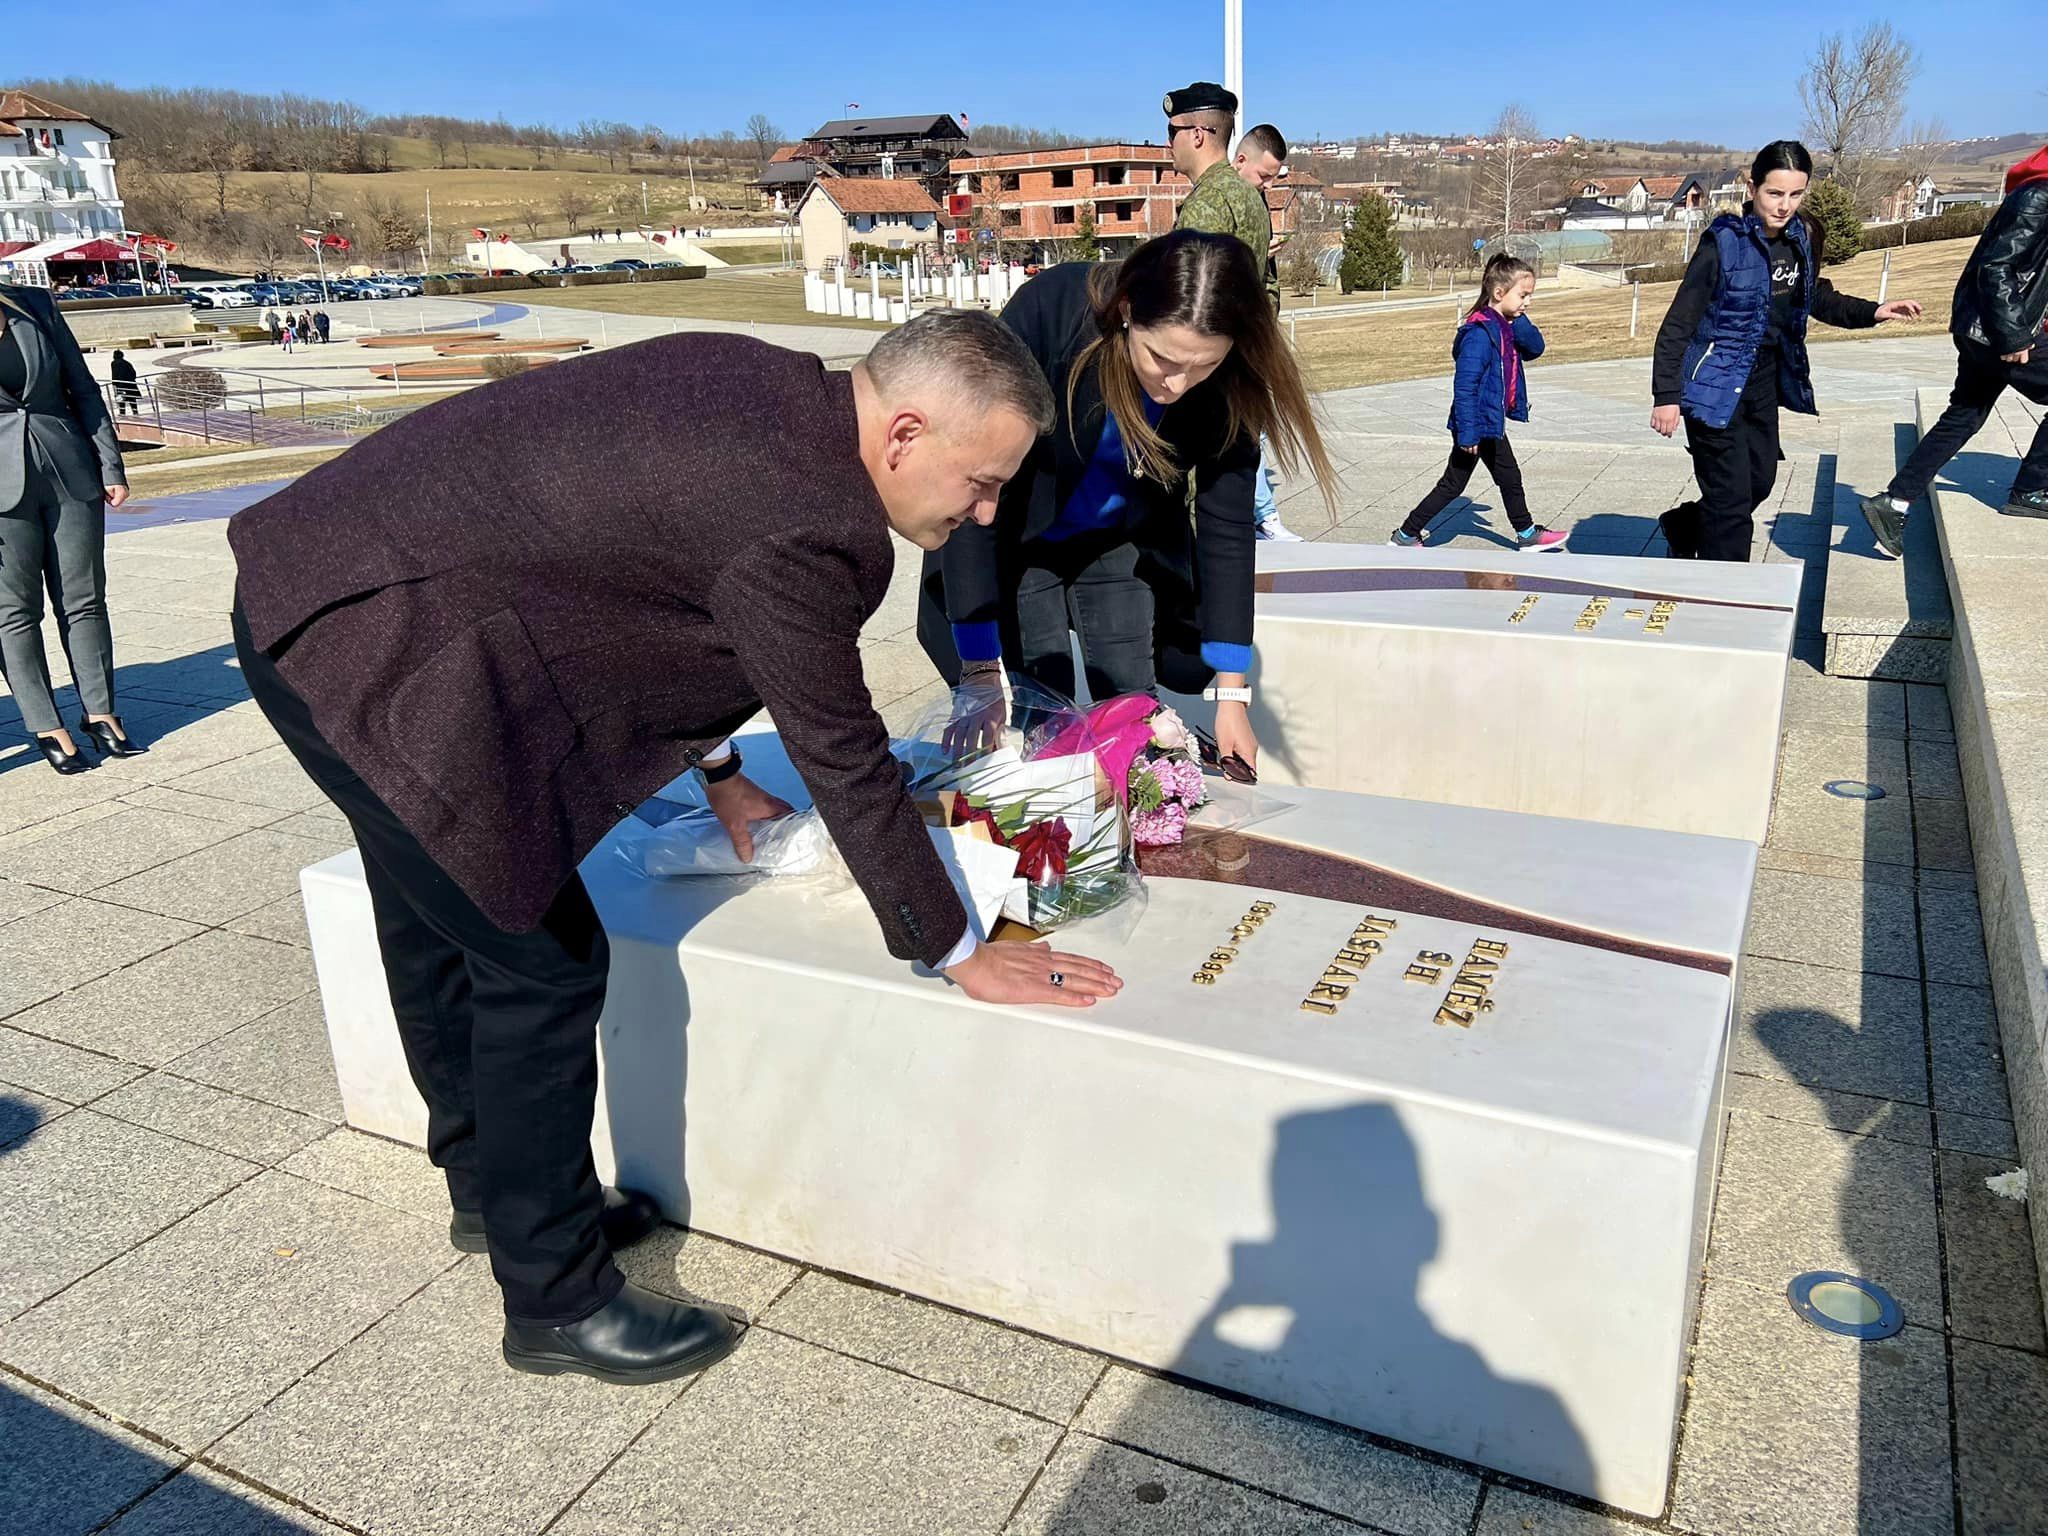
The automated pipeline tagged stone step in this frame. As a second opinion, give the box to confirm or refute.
[1926,385,2048,1306]
[1821,414,1953,680]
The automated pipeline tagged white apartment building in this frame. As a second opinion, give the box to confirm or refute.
[0,90,124,253]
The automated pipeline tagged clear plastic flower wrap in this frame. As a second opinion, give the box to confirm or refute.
[898,676,1148,937]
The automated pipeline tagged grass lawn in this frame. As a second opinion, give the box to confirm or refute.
[117,440,258,469]
[514,271,892,331]
[118,448,347,500]
[709,243,795,266]
[164,162,773,263]
[1296,234,1974,393]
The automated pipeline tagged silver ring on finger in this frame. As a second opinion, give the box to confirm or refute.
[1049,971,1065,988]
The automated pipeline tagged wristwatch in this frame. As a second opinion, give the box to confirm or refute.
[1203,685,1253,705]
[695,746,744,785]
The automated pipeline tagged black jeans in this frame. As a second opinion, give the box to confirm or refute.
[1680,359,1782,563]
[1889,338,2048,504]
[1013,538,1161,700]
[1398,436,1532,538]
[233,598,622,1328]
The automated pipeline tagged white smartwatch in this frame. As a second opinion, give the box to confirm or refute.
[1203,685,1253,704]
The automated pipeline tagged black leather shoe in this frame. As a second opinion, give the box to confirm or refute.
[76,716,145,757]
[449,1185,663,1255]
[34,734,93,775]
[502,1281,739,1385]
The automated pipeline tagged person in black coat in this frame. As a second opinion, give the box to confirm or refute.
[0,286,141,773]
[919,230,1336,774]
[109,348,140,414]
[1860,143,2048,554]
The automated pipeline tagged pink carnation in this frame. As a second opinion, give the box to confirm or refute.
[1163,758,1207,806]
[1131,800,1189,847]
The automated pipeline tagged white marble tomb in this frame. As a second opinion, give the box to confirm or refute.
[1168,544,1801,844]
[301,732,1754,1513]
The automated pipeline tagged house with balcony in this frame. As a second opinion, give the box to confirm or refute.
[0,89,125,257]
[948,144,1185,257]
[780,114,969,209]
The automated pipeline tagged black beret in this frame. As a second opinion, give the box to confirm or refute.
[1163,82,1238,118]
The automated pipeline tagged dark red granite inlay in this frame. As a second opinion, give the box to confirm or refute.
[1253,567,1794,613]
[1137,832,1731,975]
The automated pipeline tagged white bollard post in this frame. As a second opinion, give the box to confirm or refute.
[870,268,880,318]
[902,268,912,314]
[1878,248,1892,304]
[600,316,608,345]
[1630,281,1641,340]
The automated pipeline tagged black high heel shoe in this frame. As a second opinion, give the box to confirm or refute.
[35,734,93,775]
[77,716,145,758]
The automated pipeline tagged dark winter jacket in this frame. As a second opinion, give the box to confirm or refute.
[1952,147,2048,357]
[1447,309,1543,444]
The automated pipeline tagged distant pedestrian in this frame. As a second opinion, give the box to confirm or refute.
[613,228,622,242]
[1390,255,1568,552]
[281,318,297,354]
[1859,141,2048,554]
[265,308,282,344]
[298,311,315,343]
[313,309,331,343]
[1651,140,1921,561]
[109,348,140,415]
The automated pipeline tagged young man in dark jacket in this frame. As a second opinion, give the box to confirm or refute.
[1861,145,2048,555]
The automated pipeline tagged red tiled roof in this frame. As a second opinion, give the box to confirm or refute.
[769,144,807,164]
[808,179,941,215]
[1641,176,1685,199]
[0,90,106,129]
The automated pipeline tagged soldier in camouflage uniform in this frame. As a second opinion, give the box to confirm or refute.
[1165,82,1277,307]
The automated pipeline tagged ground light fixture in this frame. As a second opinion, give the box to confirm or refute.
[1787,1271,1904,1339]
[1822,779,1888,800]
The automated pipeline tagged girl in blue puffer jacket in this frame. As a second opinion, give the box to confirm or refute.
[1390,255,1569,550]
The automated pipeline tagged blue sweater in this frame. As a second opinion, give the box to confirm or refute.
[1447,310,1544,445]
[953,395,1252,674]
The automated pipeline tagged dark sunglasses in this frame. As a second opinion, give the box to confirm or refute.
[1190,724,1258,785]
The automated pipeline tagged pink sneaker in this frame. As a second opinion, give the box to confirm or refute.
[1516,525,1569,553]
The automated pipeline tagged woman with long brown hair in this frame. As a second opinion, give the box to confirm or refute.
[918,229,1336,775]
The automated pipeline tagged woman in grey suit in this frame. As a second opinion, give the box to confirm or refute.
[0,285,141,774]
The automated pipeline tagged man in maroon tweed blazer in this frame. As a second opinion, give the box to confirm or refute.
[229,313,1120,1385]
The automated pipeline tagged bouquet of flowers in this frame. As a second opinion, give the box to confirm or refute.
[1028,695,1209,848]
[902,679,1145,933]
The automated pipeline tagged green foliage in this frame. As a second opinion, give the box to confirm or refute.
[1802,178,1863,266]
[1073,204,1101,262]
[1338,193,1403,294]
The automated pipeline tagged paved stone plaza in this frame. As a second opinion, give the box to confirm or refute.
[4,339,2046,1535]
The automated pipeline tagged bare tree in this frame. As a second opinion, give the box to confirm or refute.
[194,122,249,218]
[747,114,783,171]
[557,186,594,233]
[427,117,454,169]
[516,201,545,239]
[1282,196,1340,296]
[357,193,422,264]
[1473,104,1541,239]
[1799,22,1919,212]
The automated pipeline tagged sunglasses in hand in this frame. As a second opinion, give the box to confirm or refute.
[1190,724,1259,785]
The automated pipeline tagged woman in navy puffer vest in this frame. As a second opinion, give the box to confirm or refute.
[1650,140,1921,561]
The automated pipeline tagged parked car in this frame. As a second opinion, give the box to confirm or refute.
[183,284,255,309]
[376,274,424,297]
[607,258,649,270]
[353,277,407,299]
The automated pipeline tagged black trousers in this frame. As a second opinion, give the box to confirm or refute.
[233,599,621,1328]
[1679,361,1782,563]
[1398,436,1532,539]
[1890,338,2048,504]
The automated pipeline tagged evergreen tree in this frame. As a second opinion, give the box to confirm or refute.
[1801,177,1862,266]
[1338,192,1403,294]
[1074,203,1100,261]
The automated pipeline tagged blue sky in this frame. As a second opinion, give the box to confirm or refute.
[14,0,2041,151]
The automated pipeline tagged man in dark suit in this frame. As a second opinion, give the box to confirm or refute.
[229,311,1121,1386]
